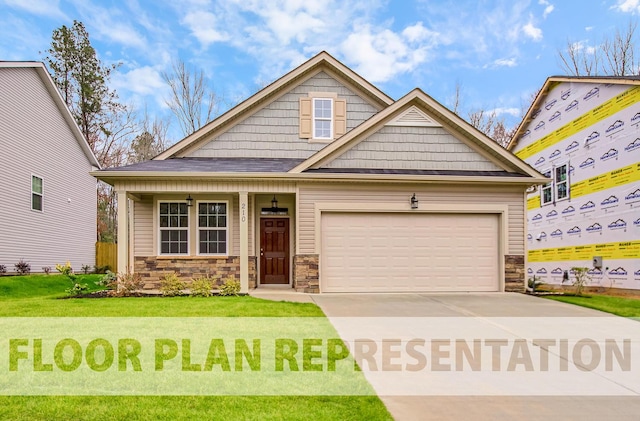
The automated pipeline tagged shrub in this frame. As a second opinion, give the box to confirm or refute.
[96,270,117,288]
[42,266,52,275]
[219,278,241,296]
[15,259,30,275]
[108,272,144,297]
[81,264,91,274]
[55,261,73,276]
[93,265,110,274]
[65,282,89,296]
[570,267,591,296]
[0,265,6,275]
[160,272,186,297]
[190,276,214,297]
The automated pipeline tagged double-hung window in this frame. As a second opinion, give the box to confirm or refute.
[31,175,43,211]
[540,163,570,206]
[198,202,228,255]
[313,98,333,139]
[159,202,189,254]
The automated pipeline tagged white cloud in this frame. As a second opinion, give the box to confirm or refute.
[523,20,543,41]
[486,57,518,68]
[585,26,594,32]
[181,11,230,46]
[3,0,67,20]
[538,0,554,18]
[489,107,520,117]
[111,64,170,110]
[614,0,640,13]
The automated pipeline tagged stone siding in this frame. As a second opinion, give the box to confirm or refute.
[134,256,257,290]
[293,254,319,293]
[505,255,525,292]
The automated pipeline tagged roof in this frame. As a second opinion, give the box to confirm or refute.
[0,61,101,169]
[155,51,394,160]
[105,157,305,173]
[303,168,529,177]
[507,75,640,151]
[291,88,547,182]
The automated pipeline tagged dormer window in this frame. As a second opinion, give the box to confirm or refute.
[299,92,346,142]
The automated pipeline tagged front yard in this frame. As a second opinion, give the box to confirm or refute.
[0,275,392,420]
[544,294,640,318]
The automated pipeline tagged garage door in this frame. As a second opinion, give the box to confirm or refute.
[321,212,500,292]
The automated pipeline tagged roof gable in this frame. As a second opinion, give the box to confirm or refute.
[156,51,394,160]
[0,62,100,169]
[291,89,546,180]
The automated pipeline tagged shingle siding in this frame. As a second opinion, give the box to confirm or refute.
[0,67,96,271]
[187,71,380,159]
[325,126,504,171]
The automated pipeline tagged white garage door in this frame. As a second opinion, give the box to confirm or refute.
[321,212,500,292]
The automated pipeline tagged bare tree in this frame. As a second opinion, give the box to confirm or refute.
[162,60,219,136]
[128,112,171,163]
[558,20,640,76]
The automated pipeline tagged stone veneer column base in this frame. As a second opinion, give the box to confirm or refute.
[293,254,319,293]
[134,256,257,290]
[504,255,525,292]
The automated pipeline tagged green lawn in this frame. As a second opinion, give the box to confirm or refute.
[544,294,640,318]
[0,274,392,420]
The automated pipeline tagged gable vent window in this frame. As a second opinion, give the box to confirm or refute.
[299,93,346,141]
[31,175,43,212]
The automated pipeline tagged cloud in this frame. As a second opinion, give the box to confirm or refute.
[111,64,170,109]
[486,57,518,68]
[489,107,521,117]
[181,11,230,46]
[3,0,68,20]
[614,0,640,13]
[538,0,554,18]
[523,20,543,41]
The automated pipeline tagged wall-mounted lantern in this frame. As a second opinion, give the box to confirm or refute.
[410,193,419,210]
[185,194,194,207]
[271,195,278,209]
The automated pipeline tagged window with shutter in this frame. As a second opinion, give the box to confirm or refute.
[299,93,346,141]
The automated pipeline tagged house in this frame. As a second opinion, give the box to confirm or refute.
[94,52,545,293]
[508,76,640,290]
[0,62,100,272]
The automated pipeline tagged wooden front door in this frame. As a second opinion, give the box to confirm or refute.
[260,218,290,284]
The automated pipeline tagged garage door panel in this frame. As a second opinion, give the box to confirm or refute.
[321,212,499,292]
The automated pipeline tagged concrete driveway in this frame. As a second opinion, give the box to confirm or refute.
[309,293,640,421]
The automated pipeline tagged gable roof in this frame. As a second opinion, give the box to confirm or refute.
[156,51,394,160]
[290,88,547,181]
[507,75,640,151]
[0,61,101,169]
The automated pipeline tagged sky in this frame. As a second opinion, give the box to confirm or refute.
[1,0,640,142]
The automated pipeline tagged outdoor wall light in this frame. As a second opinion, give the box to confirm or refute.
[185,194,194,207]
[410,193,419,209]
[271,195,278,209]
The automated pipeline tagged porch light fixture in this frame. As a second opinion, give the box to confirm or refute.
[185,194,194,207]
[271,195,278,209]
[410,193,419,209]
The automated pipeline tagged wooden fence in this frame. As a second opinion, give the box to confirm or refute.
[95,242,117,272]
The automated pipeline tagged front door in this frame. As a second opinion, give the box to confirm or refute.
[260,218,290,284]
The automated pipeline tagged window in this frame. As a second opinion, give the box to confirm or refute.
[540,163,570,206]
[159,202,189,254]
[313,98,333,139]
[198,202,227,255]
[31,175,43,211]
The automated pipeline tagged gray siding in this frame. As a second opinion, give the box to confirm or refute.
[297,183,525,255]
[0,67,97,271]
[325,126,504,171]
[188,72,380,159]
[133,200,153,256]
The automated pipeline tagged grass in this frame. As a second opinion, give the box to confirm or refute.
[544,294,640,318]
[0,274,392,420]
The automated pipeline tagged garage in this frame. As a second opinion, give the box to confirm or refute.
[320,212,500,292]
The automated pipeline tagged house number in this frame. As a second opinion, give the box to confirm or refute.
[241,202,246,222]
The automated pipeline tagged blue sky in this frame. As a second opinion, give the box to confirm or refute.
[1,0,639,141]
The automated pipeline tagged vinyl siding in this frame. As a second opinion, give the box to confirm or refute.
[325,126,504,171]
[0,67,96,271]
[297,183,525,255]
[187,72,380,159]
[133,200,153,256]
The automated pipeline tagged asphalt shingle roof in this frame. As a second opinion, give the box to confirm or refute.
[101,157,306,173]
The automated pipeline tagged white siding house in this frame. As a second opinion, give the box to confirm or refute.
[0,62,100,273]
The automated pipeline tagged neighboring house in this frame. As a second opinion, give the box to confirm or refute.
[509,76,640,290]
[94,52,545,293]
[0,62,100,272]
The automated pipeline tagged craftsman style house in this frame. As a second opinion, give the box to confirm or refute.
[509,76,640,290]
[94,52,546,293]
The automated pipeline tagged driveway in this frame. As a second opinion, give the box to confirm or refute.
[310,293,640,421]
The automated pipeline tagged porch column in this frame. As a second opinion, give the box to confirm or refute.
[116,190,129,274]
[239,191,249,293]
